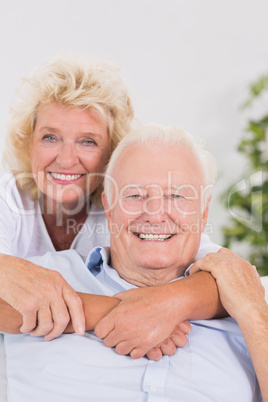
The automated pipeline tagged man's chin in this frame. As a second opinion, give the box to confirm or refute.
[135,256,173,271]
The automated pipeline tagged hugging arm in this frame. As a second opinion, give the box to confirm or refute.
[0,253,225,360]
[0,290,190,360]
[0,285,119,338]
[191,248,268,401]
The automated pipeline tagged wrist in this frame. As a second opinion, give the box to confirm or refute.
[234,300,268,329]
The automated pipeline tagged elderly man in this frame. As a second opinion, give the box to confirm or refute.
[0,124,260,401]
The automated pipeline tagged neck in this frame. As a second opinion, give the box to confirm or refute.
[40,194,90,227]
[110,251,186,287]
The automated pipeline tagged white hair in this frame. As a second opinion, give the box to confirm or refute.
[103,123,217,206]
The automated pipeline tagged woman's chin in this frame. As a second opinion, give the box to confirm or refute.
[42,191,89,213]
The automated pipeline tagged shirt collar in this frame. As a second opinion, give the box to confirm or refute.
[86,246,110,272]
[86,246,137,292]
[86,246,188,291]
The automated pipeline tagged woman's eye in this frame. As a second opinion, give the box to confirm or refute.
[81,138,96,146]
[42,135,57,142]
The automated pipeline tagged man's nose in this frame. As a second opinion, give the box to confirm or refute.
[142,195,168,223]
[56,142,79,168]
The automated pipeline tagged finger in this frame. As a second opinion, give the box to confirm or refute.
[130,347,147,360]
[20,312,37,334]
[94,314,116,340]
[146,347,163,361]
[115,341,148,359]
[159,338,176,356]
[113,291,126,300]
[102,327,128,348]
[190,259,215,277]
[29,307,54,337]
[188,262,201,275]
[44,300,70,341]
[63,286,85,335]
[170,332,188,348]
[177,320,191,334]
[115,340,134,356]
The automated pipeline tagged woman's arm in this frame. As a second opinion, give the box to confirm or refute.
[190,248,268,402]
[0,254,226,360]
[0,293,120,336]
[0,291,190,360]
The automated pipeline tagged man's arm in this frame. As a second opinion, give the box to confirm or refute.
[190,248,268,402]
[0,290,190,361]
[94,270,226,359]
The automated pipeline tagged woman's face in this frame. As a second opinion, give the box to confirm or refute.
[30,102,110,210]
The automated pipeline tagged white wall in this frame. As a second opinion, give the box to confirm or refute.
[1,0,268,246]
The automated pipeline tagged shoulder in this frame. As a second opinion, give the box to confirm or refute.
[28,249,83,271]
[196,233,221,259]
[0,171,35,211]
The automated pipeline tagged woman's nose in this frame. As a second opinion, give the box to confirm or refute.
[56,142,79,168]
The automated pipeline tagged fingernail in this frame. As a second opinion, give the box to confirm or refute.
[77,325,85,335]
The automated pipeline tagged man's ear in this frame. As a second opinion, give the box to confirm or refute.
[201,194,211,233]
[102,191,111,220]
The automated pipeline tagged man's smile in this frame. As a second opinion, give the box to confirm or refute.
[134,233,175,241]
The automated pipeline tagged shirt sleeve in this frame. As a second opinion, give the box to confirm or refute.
[195,233,222,260]
[0,186,16,255]
[184,234,222,276]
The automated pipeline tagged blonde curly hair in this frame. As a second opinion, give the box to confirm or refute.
[2,53,135,204]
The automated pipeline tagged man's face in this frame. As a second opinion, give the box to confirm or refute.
[103,144,210,284]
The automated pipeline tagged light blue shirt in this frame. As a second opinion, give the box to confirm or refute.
[3,247,261,402]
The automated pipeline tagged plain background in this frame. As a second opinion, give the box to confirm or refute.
[1,0,268,247]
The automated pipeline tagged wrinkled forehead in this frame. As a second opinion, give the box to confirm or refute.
[112,143,204,189]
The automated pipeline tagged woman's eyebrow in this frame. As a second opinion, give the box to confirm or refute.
[38,126,104,139]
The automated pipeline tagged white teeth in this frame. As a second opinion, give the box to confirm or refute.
[50,173,83,181]
[138,234,172,241]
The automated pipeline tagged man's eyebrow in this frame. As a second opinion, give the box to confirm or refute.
[122,184,144,189]
[164,185,196,193]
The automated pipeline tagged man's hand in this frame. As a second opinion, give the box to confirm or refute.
[94,284,188,359]
[0,254,85,340]
[146,321,191,360]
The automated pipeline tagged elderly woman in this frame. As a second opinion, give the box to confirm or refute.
[0,53,135,339]
[0,53,224,353]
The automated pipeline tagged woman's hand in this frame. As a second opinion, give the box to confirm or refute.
[0,254,85,340]
[189,248,266,322]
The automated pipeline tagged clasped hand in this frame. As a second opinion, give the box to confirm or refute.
[94,286,191,360]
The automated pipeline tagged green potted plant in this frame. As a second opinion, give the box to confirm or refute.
[222,75,268,276]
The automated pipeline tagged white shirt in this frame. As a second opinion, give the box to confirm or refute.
[0,172,110,260]
[3,247,261,402]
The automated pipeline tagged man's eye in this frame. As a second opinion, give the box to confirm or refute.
[128,194,142,199]
[170,194,181,199]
